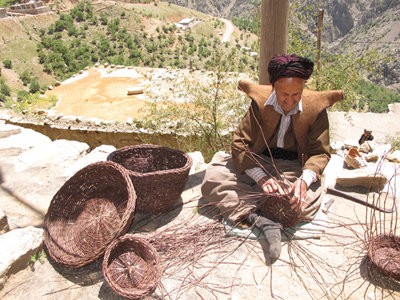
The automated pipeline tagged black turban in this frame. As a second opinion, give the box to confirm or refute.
[268,54,314,86]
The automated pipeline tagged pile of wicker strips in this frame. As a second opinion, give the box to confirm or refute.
[43,161,136,268]
[107,145,192,214]
[103,235,162,299]
[368,234,400,281]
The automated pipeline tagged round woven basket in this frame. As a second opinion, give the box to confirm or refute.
[107,145,193,214]
[43,161,136,268]
[261,193,301,228]
[103,234,162,299]
[368,234,400,281]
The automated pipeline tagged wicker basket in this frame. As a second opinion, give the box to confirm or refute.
[103,234,162,299]
[261,193,301,228]
[107,145,192,214]
[43,161,136,268]
[368,234,400,281]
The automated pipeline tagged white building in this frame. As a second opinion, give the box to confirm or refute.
[9,1,50,15]
[174,17,196,30]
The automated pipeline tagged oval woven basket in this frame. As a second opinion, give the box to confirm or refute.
[103,234,162,299]
[43,161,136,268]
[261,193,301,228]
[368,234,400,281]
[107,145,193,214]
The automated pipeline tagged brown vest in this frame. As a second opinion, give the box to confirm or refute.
[238,80,344,162]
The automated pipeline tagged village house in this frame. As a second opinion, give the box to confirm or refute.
[174,17,196,30]
[9,1,50,15]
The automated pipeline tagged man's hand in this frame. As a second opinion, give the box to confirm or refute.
[288,179,307,212]
[257,176,284,194]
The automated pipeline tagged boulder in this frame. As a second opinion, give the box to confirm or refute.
[0,226,43,288]
[386,153,400,163]
[330,141,345,154]
[0,209,9,236]
[54,81,61,87]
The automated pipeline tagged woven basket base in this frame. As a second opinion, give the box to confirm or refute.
[261,193,301,228]
[72,198,121,257]
[103,235,161,299]
[369,235,400,281]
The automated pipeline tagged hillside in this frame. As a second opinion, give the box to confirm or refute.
[169,0,400,89]
[0,1,258,102]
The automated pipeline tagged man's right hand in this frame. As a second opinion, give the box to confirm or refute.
[257,176,284,194]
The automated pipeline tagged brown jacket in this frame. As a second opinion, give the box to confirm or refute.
[232,80,344,179]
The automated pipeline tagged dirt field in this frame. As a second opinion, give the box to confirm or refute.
[46,68,151,121]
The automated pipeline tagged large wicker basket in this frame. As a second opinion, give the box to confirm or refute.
[107,145,192,214]
[43,161,136,268]
[368,234,400,281]
[103,234,162,299]
[261,193,301,228]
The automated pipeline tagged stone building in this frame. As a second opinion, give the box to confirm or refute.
[9,1,50,15]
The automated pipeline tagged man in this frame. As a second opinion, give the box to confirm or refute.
[201,54,343,263]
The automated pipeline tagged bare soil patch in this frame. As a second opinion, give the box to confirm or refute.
[46,68,151,122]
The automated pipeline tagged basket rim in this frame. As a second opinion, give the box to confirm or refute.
[102,234,161,299]
[107,144,193,177]
[43,161,137,268]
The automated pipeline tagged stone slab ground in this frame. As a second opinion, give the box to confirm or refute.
[0,115,400,299]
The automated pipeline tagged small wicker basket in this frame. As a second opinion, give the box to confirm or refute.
[107,144,192,214]
[43,161,136,268]
[103,234,162,299]
[261,193,301,228]
[368,234,400,281]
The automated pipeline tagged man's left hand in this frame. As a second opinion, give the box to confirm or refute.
[287,179,307,212]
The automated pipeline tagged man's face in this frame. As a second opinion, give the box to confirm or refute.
[273,77,306,115]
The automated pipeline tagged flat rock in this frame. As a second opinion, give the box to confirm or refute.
[0,128,51,150]
[0,226,43,287]
[12,139,90,172]
[64,144,116,178]
[0,124,21,139]
[343,139,359,149]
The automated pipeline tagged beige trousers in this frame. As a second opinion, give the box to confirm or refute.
[201,155,326,224]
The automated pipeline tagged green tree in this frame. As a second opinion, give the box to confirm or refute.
[0,79,11,97]
[29,78,40,94]
[3,59,12,69]
[54,20,66,32]
[19,70,31,86]
[143,51,249,159]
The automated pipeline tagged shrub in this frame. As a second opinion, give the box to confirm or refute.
[17,90,30,102]
[3,59,12,69]
[0,82,11,96]
[19,70,31,86]
[29,78,40,94]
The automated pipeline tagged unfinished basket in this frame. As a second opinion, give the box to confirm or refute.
[368,234,400,281]
[261,193,301,228]
[43,161,136,268]
[107,145,192,214]
[103,234,162,299]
